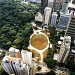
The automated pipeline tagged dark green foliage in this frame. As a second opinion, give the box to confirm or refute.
[0,51,6,58]
[0,0,39,50]
[44,57,56,68]
[48,26,59,53]
[66,57,75,72]
[47,70,56,75]
[70,72,75,75]
[44,52,56,69]
[0,70,9,75]
[44,26,65,69]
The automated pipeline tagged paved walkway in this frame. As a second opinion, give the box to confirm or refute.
[28,30,50,62]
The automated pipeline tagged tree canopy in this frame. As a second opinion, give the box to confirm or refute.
[0,0,39,49]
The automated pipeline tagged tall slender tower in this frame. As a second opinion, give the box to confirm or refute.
[41,0,48,14]
[62,0,69,13]
[44,7,52,26]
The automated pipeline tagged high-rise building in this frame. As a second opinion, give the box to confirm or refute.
[62,0,70,13]
[58,12,72,30]
[2,48,32,75]
[41,0,48,14]
[51,12,58,27]
[54,0,64,11]
[65,16,75,38]
[21,50,32,66]
[44,7,52,26]
[58,36,71,63]
[48,0,55,8]
[62,3,68,13]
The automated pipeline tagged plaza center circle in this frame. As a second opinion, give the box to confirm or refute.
[30,34,48,50]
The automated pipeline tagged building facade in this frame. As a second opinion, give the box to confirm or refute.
[41,0,48,14]
[54,0,64,11]
[51,12,58,27]
[58,36,71,63]
[44,7,52,26]
[2,48,32,75]
[58,12,72,30]
[48,0,55,8]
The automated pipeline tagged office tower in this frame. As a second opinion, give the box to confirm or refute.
[58,12,72,30]
[62,3,68,13]
[58,36,71,63]
[44,7,52,26]
[54,0,64,11]
[51,12,58,27]
[41,0,48,14]
[62,0,70,13]
[48,0,55,8]
[65,16,75,38]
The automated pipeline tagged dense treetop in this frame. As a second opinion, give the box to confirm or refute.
[0,0,39,49]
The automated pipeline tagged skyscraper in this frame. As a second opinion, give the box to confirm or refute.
[65,16,75,38]
[41,0,48,14]
[62,0,70,13]
[2,48,32,75]
[48,0,55,8]
[58,12,72,30]
[44,7,52,26]
[54,0,64,11]
[58,36,71,63]
[51,12,58,27]
[62,3,68,13]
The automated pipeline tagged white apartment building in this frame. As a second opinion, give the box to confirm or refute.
[58,36,71,63]
[2,47,32,75]
[21,50,32,66]
[44,7,52,26]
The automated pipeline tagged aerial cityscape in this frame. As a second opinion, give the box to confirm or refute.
[0,0,75,75]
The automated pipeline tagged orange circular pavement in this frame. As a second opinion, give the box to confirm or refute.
[30,34,48,50]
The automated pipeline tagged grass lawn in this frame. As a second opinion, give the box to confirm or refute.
[31,34,48,50]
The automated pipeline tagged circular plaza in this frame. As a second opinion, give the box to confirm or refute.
[28,30,50,62]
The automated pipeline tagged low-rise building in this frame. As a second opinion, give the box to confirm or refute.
[54,66,70,75]
[35,12,43,22]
